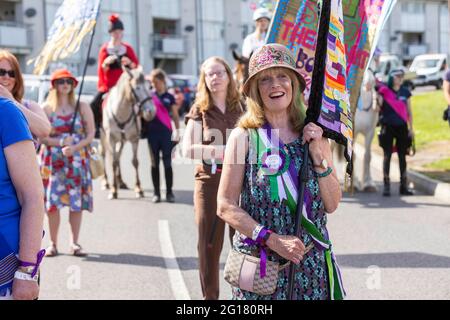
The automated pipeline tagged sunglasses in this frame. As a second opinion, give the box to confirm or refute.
[55,78,74,86]
[0,68,15,78]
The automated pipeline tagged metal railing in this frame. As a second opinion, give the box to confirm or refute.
[150,34,187,57]
[401,44,428,57]
[0,21,32,49]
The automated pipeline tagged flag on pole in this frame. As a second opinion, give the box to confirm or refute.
[266,0,397,172]
[28,0,102,75]
[344,0,397,112]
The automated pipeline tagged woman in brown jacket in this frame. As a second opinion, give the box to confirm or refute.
[182,56,244,300]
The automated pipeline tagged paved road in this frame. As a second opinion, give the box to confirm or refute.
[39,140,450,300]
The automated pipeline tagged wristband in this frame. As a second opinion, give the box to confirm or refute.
[251,224,264,241]
[14,271,39,282]
[18,249,46,278]
[59,137,65,147]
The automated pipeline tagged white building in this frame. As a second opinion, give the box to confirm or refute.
[0,0,259,76]
[0,0,448,76]
[378,0,449,64]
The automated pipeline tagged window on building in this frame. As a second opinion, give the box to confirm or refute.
[440,3,449,54]
[199,0,225,59]
[100,0,137,48]
[401,1,424,14]
[151,0,181,19]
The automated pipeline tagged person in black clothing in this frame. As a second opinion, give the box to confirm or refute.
[146,69,180,203]
[443,69,450,126]
[377,69,414,196]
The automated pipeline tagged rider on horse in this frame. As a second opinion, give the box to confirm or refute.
[242,8,272,59]
[91,14,139,138]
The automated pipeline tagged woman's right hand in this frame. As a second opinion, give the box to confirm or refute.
[12,279,39,300]
[63,135,74,146]
[266,233,306,265]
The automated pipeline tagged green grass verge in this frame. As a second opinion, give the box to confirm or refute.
[425,157,450,171]
[411,90,450,148]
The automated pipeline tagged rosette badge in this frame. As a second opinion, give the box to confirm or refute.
[259,147,290,176]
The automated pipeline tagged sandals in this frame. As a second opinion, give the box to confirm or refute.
[70,244,88,257]
[45,244,58,257]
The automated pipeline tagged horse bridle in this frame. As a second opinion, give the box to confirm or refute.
[111,79,152,134]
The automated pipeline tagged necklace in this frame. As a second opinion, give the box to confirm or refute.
[59,105,73,115]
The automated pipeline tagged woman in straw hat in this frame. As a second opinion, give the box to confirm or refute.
[217,44,344,300]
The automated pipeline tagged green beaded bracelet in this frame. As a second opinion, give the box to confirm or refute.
[314,166,333,178]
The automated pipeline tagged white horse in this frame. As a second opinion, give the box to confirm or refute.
[352,69,379,192]
[101,66,156,200]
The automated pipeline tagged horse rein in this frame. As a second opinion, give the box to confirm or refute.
[110,81,152,134]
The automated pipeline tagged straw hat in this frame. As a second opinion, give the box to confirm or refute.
[243,43,306,96]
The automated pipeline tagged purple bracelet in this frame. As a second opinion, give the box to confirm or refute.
[18,249,46,277]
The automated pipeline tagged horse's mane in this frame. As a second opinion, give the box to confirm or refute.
[232,50,250,92]
[114,70,133,102]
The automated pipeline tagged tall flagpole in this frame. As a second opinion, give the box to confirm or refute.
[287,0,330,300]
[71,1,102,132]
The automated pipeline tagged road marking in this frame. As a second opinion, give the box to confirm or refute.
[158,220,191,300]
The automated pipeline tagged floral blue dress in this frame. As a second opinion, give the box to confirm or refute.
[232,135,330,300]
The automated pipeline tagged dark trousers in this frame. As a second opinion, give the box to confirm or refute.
[90,91,106,136]
[194,172,235,300]
[147,129,174,196]
[379,124,409,180]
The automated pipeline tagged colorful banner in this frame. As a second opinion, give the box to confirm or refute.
[316,0,353,161]
[344,0,397,112]
[267,0,396,108]
[266,0,397,165]
[28,0,102,75]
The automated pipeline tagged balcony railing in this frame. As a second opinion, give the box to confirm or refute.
[402,44,428,58]
[150,34,187,58]
[0,21,32,51]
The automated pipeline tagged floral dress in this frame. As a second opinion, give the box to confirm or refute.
[40,112,93,213]
[232,136,330,300]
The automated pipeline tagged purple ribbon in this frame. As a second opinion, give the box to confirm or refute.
[244,228,270,278]
[19,249,46,277]
[262,123,299,190]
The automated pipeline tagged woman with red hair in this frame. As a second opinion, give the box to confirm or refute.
[0,50,50,140]
[91,14,139,136]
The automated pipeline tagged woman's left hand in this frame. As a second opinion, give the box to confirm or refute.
[62,145,76,157]
[0,84,15,101]
[302,122,325,166]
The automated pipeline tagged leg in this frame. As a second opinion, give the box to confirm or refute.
[69,211,87,256]
[99,128,109,190]
[45,209,60,256]
[90,92,105,139]
[107,138,119,200]
[396,125,413,195]
[161,130,174,202]
[117,140,129,190]
[131,140,144,198]
[148,134,162,202]
[195,177,224,300]
[379,125,394,196]
[363,127,377,192]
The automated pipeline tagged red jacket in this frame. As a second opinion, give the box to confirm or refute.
[97,42,139,92]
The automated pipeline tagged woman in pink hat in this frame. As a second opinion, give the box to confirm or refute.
[39,69,95,257]
[217,44,345,300]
